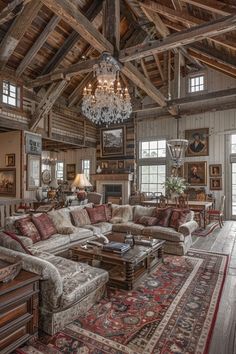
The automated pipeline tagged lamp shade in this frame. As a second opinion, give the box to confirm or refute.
[72,174,92,189]
[49,178,59,189]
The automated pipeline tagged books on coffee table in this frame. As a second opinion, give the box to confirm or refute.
[103,242,131,254]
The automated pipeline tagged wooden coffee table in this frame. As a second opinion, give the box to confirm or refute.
[71,239,165,290]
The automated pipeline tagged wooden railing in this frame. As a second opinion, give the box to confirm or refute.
[0,199,34,228]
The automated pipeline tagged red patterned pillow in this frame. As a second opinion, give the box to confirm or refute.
[169,208,190,230]
[32,214,57,240]
[15,216,41,243]
[136,216,158,226]
[155,207,173,227]
[86,205,107,224]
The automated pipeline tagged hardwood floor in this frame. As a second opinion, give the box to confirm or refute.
[192,221,236,354]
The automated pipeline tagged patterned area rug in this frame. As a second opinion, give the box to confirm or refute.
[192,221,219,237]
[17,250,228,354]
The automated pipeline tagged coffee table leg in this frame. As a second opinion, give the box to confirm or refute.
[158,246,165,264]
[126,263,134,290]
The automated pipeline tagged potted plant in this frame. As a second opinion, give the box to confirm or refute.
[164,176,188,200]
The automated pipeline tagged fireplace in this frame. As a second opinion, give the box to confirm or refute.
[92,174,133,204]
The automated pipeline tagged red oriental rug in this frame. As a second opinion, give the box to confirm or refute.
[192,221,219,237]
[16,249,228,354]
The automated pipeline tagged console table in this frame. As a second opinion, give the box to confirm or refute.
[71,239,165,290]
[0,270,40,354]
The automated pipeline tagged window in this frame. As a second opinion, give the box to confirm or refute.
[56,161,64,180]
[231,134,236,153]
[2,81,21,107]
[188,74,205,93]
[82,159,90,179]
[140,140,166,158]
[139,139,166,194]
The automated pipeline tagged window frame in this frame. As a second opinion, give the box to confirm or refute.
[187,72,207,95]
[1,80,22,110]
[82,159,90,180]
[56,161,64,181]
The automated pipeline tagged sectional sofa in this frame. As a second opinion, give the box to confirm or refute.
[0,203,198,334]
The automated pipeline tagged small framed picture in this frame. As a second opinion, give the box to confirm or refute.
[209,164,222,177]
[210,178,222,190]
[101,161,108,169]
[5,154,15,167]
[118,160,124,169]
[66,164,76,180]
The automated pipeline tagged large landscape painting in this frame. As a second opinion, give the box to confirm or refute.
[101,127,125,156]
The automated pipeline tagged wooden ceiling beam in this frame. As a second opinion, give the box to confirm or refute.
[180,0,236,16]
[171,0,183,11]
[30,79,69,131]
[140,58,149,78]
[40,0,102,76]
[40,0,113,54]
[103,0,120,53]
[68,72,94,107]
[27,58,98,88]
[0,0,32,26]
[120,13,236,62]
[0,0,41,69]
[16,15,60,77]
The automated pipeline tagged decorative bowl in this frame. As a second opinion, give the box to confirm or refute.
[0,258,22,283]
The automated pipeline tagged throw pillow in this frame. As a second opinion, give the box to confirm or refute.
[169,208,191,230]
[133,205,156,221]
[111,204,133,222]
[136,216,158,226]
[15,216,41,243]
[48,209,77,234]
[86,205,107,224]
[155,207,173,227]
[32,213,57,240]
[70,208,91,227]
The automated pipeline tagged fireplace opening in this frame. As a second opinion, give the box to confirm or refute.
[104,184,122,204]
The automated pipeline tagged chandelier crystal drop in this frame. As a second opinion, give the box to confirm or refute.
[82,52,132,125]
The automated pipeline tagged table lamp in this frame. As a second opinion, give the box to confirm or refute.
[72,173,92,201]
[47,178,59,200]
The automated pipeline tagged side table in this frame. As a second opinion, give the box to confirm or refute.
[0,270,40,354]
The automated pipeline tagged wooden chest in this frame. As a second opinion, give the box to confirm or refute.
[0,270,40,354]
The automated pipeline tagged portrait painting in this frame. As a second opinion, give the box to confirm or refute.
[210,177,222,190]
[5,153,15,167]
[101,127,125,156]
[185,128,209,157]
[0,168,16,196]
[209,164,222,177]
[184,161,207,186]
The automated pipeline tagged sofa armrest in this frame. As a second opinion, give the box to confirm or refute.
[178,220,198,236]
[0,246,63,309]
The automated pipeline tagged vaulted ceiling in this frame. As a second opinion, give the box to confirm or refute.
[0,0,236,126]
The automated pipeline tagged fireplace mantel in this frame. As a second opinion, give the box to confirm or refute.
[92,173,133,204]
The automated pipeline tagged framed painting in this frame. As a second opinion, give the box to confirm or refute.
[118,160,124,169]
[27,154,41,190]
[5,154,15,167]
[185,128,209,157]
[210,177,222,190]
[101,127,125,156]
[25,132,42,155]
[209,164,222,177]
[0,168,16,197]
[66,164,76,180]
[184,161,207,186]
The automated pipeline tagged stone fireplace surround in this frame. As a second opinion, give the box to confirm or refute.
[92,174,133,204]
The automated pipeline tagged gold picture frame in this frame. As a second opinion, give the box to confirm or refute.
[184,161,207,186]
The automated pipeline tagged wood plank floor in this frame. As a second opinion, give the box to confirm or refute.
[192,220,236,354]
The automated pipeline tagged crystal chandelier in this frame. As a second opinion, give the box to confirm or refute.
[82,52,132,125]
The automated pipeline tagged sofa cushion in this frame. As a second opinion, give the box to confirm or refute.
[133,205,156,221]
[32,214,57,240]
[169,208,191,230]
[68,228,94,243]
[84,222,113,235]
[155,207,173,227]
[15,216,41,243]
[136,216,158,226]
[70,208,91,227]
[48,209,77,234]
[112,222,145,235]
[5,214,30,234]
[111,204,133,223]
[86,205,107,224]
[142,226,184,242]
[29,233,70,253]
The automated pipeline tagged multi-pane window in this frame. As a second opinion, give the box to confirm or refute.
[2,81,20,107]
[188,74,205,93]
[82,159,90,179]
[231,134,236,153]
[140,140,166,158]
[140,165,165,194]
[139,139,166,194]
[56,162,64,180]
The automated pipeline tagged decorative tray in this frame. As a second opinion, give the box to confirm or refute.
[0,258,22,283]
